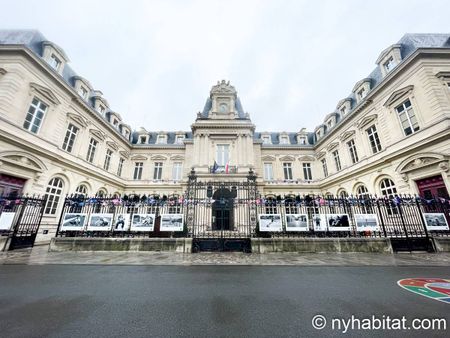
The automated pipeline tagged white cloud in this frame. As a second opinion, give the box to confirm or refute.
[2,0,450,132]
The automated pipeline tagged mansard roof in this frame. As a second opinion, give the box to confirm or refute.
[1,30,450,147]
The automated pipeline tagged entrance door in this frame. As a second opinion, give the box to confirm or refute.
[0,174,26,197]
[212,188,233,231]
[416,175,449,199]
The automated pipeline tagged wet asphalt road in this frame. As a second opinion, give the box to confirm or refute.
[0,265,448,338]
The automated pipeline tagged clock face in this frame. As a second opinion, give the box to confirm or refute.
[219,103,228,113]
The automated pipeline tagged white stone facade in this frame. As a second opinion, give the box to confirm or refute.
[0,30,449,242]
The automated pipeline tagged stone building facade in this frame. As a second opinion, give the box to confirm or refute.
[0,30,449,242]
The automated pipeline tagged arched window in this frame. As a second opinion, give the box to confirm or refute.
[356,185,369,197]
[44,177,64,215]
[380,178,397,198]
[75,184,88,196]
[338,190,348,198]
[96,189,107,198]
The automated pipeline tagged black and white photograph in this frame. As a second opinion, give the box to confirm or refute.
[113,213,130,231]
[326,214,350,231]
[60,213,87,231]
[130,214,155,232]
[355,214,380,232]
[0,212,16,231]
[160,214,184,232]
[258,214,282,232]
[312,214,327,232]
[87,213,113,231]
[285,214,309,232]
[423,213,449,231]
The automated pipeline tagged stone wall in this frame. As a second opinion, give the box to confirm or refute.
[251,237,393,253]
[49,237,192,253]
[432,237,450,252]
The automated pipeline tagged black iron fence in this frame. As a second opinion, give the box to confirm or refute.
[0,195,46,250]
[55,193,450,241]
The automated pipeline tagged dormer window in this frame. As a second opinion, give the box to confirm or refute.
[262,135,271,144]
[97,105,105,115]
[298,136,307,145]
[123,130,130,138]
[280,136,289,145]
[357,88,366,101]
[139,135,147,144]
[78,86,88,100]
[327,120,333,129]
[49,54,61,71]
[175,135,185,144]
[384,56,396,72]
[112,119,119,127]
[340,106,347,115]
[219,103,228,113]
[157,135,167,144]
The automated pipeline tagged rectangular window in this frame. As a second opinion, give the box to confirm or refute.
[298,136,306,145]
[263,163,273,181]
[366,125,382,154]
[97,105,105,115]
[23,97,48,134]
[153,162,163,180]
[384,57,396,72]
[283,163,293,180]
[332,150,342,171]
[62,123,79,153]
[157,135,167,144]
[216,144,230,166]
[347,139,359,164]
[86,138,98,163]
[262,136,271,144]
[117,157,125,177]
[175,135,184,144]
[321,159,328,178]
[340,106,347,115]
[357,87,366,100]
[280,136,289,144]
[78,86,88,99]
[396,99,420,136]
[139,136,147,144]
[303,163,312,181]
[133,162,143,180]
[172,162,182,181]
[104,149,113,171]
[49,54,61,70]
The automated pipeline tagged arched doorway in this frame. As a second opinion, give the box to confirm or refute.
[212,188,234,231]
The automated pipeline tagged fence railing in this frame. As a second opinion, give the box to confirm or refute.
[55,194,450,240]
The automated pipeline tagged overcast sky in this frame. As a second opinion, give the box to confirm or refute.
[3,0,450,132]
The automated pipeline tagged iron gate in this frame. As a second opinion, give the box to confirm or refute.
[186,170,257,252]
[0,196,46,250]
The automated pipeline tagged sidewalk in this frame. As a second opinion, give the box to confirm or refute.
[1,245,450,266]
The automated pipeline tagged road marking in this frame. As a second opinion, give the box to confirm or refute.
[398,278,450,304]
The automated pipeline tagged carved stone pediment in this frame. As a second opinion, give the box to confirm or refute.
[119,150,130,159]
[130,154,148,161]
[383,85,414,107]
[357,114,378,129]
[0,151,47,172]
[326,142,339,151]
[316,151,326,159]
[210,80,236,96]
[339,130,356,142]
[67,112,89,127]
[396,153,446,173]
[30,82,61,105]
[150,155,168,161]
[89,128,106,141]
[298,155,315,162]
[279,155,295,162]
[261,155,276,162]
[106,141,119,151]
